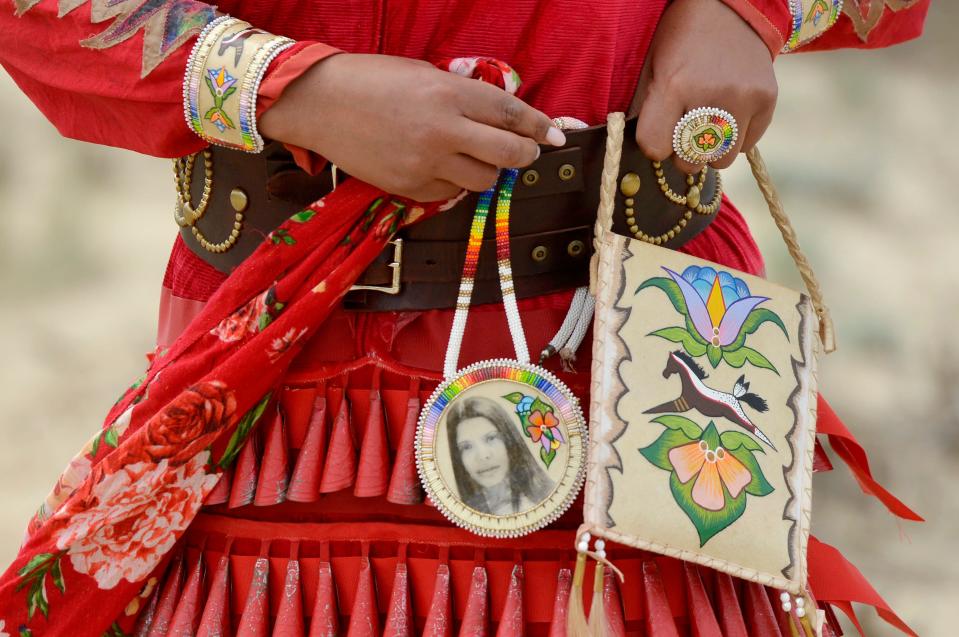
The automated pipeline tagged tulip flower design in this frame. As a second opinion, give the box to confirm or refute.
[638,265,788,371]
[203,67,238,132]
[503,392,565,468]
[640,415,774,546]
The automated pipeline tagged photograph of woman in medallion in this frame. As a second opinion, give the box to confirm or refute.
[445,395,556,516]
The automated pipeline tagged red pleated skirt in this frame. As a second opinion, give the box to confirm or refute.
[134,213,863,636]
[137,292,847,637]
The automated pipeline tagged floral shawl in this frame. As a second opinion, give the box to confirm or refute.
[0,178,441,636]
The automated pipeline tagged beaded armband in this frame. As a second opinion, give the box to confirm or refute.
[782,0,844,52]
[184,16,294,153]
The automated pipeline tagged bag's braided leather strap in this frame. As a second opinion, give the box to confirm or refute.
[589,112,626,293]
[745,147,836,353]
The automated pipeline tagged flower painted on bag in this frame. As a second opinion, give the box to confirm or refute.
[211,287,282,342]
[669,440,751,510]
[503,392,564,469]
[515,395,535,415]
[53,450,218,590]
[640,416,773,546]
[527,410,565,453]
[127,381,236,466]
[638,265,788,372]
[207,111,229,133]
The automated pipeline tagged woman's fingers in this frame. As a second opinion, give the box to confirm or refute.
[405,179,465,203]
[735,100,774,157]
[458,79,566,148]
[629,0,778,176]
[634,77,686,163]
[436,153,500,192]
[637,83,752,173]
[453,119,546,170]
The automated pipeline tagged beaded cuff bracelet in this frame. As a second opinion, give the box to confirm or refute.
[184,16,294,153]
[782,0,844,52]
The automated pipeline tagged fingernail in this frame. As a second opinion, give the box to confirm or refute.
[534,146,541,161]
[546,126,566,146]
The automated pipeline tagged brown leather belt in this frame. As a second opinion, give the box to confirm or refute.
[179,117,720,311]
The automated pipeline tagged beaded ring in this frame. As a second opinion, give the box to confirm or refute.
[672,107,738,165]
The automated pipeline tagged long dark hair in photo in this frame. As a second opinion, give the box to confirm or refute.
[446,395,555,514]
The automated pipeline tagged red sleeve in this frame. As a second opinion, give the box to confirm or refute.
[718,0,794,57]
[0,0,339,158]
[796,0,930,52]
[717,0,930,57]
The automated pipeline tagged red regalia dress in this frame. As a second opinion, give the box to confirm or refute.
[0,1,931,635]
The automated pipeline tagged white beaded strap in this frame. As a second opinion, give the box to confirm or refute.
[540,286,589,361]
[559,291,595,360]
[183,16,294,153]
[442,169,530,378]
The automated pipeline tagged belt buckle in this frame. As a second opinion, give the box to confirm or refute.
[349,238,404,295]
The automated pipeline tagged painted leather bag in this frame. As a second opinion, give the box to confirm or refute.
[582,113,838,611]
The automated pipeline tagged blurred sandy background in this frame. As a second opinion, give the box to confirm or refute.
[0,5,956,634]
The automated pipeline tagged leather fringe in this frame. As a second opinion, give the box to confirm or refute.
[130,538,870,637]
[207,370,430,509]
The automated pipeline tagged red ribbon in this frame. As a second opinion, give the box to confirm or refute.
[817,395,923,521]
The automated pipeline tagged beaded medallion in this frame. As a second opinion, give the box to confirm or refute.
[415,169,587,537]
[416,359,586,537]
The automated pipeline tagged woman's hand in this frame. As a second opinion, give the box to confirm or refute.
[631,0,778,173]
[259,54,566,202]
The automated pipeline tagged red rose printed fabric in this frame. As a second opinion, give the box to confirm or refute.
[0,182,441,636]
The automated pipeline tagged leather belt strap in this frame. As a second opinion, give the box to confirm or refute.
[180,117,721,311]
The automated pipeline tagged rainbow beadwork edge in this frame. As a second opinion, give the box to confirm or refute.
[783,0,844,52]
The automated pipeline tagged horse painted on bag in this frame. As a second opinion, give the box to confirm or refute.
[646,350,775,450]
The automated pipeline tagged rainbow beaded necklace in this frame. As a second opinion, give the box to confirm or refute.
[442,169,529,375]
[416,169,587,538]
